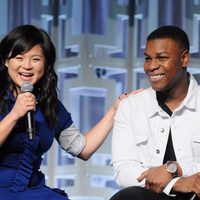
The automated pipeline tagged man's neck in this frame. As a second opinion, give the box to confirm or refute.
[156,74,189,112]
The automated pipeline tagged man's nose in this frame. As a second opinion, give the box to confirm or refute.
[148,59,159,71]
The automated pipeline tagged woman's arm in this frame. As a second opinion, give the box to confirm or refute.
[79,105,116,160]
[57,89,144,160]
[0,92,36,145]
[79,89,144,160]
[0,111,19,145]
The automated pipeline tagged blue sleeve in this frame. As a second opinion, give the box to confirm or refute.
[54,100,73,134]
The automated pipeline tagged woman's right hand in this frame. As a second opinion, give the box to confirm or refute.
[0,92,37,145]
[10,92,37,120]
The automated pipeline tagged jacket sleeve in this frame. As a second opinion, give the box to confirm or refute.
[111,99,149,188]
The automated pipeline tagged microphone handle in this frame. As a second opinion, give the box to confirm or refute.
[26,111,35,140]
[190,194,197,200]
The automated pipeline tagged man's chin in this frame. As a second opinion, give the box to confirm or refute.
[151,85,164,92]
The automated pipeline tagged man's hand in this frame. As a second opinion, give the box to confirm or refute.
[173,172,200,197]
[137,165,172,193]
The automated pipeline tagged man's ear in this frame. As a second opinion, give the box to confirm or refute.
[181,49,190,69]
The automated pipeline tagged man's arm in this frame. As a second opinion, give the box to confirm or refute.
[112,97,149,188]
[172,172,200,197]
[137,162,182,194]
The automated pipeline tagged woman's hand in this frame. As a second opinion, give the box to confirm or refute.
[113,88,144,110]
[0,92,37,145]
[10,92,37,120]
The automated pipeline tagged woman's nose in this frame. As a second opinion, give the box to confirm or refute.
[21,60,32,69]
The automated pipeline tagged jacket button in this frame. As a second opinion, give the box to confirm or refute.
[160,128,165,133]
[156,149,160,154]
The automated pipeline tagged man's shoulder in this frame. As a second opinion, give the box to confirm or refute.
[120,87,153,108]
[127,87,153,100]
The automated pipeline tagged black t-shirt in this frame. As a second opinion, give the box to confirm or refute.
[157,93,177,163]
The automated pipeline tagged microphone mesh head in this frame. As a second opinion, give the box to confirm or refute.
[21,82,33,92]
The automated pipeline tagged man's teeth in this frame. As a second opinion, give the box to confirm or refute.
[151,74,164,78]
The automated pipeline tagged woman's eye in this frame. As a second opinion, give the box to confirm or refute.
[32,57,42,62]
[15,56,23,60]
[33,58,40,61]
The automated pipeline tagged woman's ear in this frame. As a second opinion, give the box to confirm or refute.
[5,60,8,67]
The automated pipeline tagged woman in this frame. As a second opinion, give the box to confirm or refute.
[0,25,141,199]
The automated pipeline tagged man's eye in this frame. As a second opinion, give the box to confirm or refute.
[158,56,168,60]
[145,57,151,61]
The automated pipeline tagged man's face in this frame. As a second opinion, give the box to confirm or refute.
[143,38,188,92]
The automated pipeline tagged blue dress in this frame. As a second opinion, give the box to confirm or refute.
[0,94,73,199]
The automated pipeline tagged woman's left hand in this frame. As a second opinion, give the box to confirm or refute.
[113,88,144,110]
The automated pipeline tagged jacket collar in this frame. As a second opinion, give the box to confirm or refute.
[146,73,198,117]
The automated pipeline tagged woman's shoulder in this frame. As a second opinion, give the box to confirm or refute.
[55,99,73,128]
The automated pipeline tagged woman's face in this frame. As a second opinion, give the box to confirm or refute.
[6,44,45,93]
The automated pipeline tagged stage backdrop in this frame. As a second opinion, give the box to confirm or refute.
[0,0,200,199]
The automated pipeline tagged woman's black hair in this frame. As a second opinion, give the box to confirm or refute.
[0,24,58,128]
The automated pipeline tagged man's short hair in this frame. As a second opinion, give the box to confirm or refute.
[147,25,190,51]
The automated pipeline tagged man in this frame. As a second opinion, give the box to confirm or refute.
[110,26,200,200]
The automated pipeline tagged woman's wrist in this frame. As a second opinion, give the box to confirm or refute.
[108,106,117,115]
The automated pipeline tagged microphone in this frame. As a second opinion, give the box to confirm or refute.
[190,194,197,200]
[21,82,35,140]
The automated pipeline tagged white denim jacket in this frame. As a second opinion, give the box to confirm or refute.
[111,74,200,195]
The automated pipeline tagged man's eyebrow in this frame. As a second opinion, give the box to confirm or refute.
[144,52,169,57]
[156,52,170,57]
[144,52,150,57]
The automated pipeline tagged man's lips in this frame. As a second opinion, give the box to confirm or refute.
[148,73,166,82]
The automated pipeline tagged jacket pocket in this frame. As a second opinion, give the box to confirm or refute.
[192,136,200,162]
[135,134,148,145]
[134,133,149,165]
